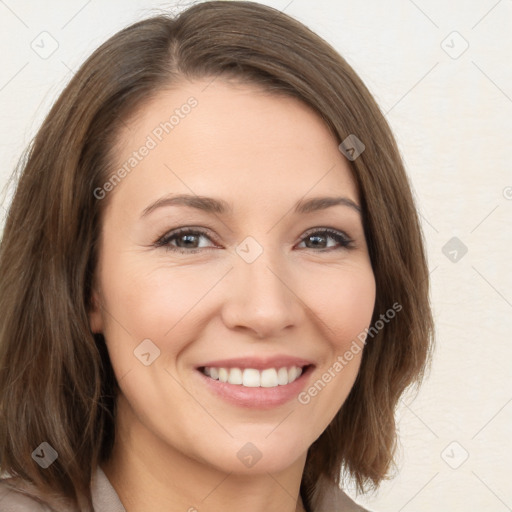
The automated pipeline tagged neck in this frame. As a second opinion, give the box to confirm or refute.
[102,396,308,512]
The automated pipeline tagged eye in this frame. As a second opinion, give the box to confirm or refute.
[154,227,354,254]
[155,227,216,254]
[296,228,354,251]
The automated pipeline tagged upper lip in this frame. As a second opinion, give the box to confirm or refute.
[196,355,314,371]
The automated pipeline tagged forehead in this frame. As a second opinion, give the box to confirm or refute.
[106,78,359,217]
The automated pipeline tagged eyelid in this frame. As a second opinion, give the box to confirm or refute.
[300,226,352,242]
[296,227,354,250]
[154,226,219,249]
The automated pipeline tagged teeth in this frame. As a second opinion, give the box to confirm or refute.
[288,366,301,381]
[260,368,278,387]
[218,367,229,383]
[228,367,243,385]
[277,367,289,385]
[201,366,304,387]
[243,369,260,387]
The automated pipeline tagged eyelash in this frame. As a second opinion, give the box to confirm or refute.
[154,227,354,254]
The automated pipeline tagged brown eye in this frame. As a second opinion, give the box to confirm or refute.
[155,228,217,254]
[298,229,353,251]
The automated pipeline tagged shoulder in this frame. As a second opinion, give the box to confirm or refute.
[0,475,54,511]
[0,466,125,512]
[311,475,373,512]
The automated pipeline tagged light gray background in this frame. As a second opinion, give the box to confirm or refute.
[1,1,511,511]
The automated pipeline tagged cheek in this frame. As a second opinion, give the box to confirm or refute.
[302,261,376,349]
[98,256,228,365]
[295,265,375,425]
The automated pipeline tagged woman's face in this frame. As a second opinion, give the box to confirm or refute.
[89,78,376,475]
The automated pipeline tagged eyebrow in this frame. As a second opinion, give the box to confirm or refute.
[140,193,361,218]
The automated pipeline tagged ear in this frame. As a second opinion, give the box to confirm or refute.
[88,287,104,334]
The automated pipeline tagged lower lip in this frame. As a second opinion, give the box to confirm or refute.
[195,366,314,409]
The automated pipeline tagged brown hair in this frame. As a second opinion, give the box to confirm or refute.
[0,1,434,510]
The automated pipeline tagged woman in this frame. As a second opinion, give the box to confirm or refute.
[0,2,434,511]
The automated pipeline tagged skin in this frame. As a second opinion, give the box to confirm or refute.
[89,78,376,512]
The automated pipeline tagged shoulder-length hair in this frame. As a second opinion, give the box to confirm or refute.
[0,1,434,510]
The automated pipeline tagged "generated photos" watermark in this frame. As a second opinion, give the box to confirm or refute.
[298,301,402,405]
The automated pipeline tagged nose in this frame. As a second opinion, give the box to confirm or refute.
[220,248,305,339]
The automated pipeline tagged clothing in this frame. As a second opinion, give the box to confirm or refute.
[0,466,370,511]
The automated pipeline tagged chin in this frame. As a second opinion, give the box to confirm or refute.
[191,432,311,476]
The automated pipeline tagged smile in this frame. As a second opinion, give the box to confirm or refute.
[195,360,314,408]
[200,365,305,388]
